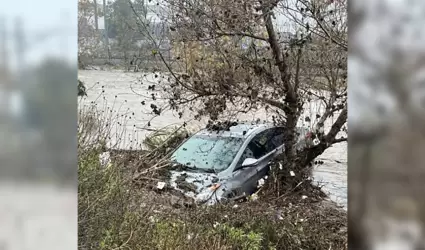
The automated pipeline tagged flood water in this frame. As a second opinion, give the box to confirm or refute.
[78,69,347,209]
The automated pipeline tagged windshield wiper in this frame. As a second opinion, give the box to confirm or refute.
[171,161,218,173]
[184,165,217,173]
[198,168,217,173]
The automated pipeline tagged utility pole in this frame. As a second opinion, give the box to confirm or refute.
[94,0,99,31]
[102,0,110,60]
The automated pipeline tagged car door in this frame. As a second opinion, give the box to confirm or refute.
[252,127,285,186]
[231,128,284,196]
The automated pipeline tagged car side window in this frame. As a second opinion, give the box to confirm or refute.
[267,127,285,151]
[236,129,277,168]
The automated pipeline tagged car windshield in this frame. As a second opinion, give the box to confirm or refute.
[171,135,244,172]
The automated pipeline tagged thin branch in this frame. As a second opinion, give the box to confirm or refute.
[128,1,199,94]
[215,32,268,42]
[314,17,347,51]
[333,137,347,144]
[325,106,347,143]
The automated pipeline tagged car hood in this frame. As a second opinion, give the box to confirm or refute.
[169,170,225,199]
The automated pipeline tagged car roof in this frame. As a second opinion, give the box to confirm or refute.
[195,122,277,139]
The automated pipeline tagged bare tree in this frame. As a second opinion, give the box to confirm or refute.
[107,0,146,62]
[132,0,347,191]
[78,0,103,68]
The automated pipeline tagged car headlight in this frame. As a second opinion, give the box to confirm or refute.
[209,183,221,191]
[196,189,214,202]
[195,183,224,204]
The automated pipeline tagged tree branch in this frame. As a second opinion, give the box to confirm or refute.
[314,17,347,51]
[300,106,347,165]
[333,137,347,144]
[215,32,268,42]
[325,106,347,143]
[263,7,292,95]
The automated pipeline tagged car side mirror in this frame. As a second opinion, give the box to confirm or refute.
[241,158,258,167]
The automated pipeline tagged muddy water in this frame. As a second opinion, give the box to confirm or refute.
[78,70,347,209]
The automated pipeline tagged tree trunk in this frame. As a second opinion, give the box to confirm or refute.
[268,106,347,195]
[301,106,347,167]
[262,6,299,166]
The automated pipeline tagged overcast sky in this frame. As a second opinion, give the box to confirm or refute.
[1,0,78,71]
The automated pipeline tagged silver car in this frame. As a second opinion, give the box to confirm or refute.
[169,123,312,205]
